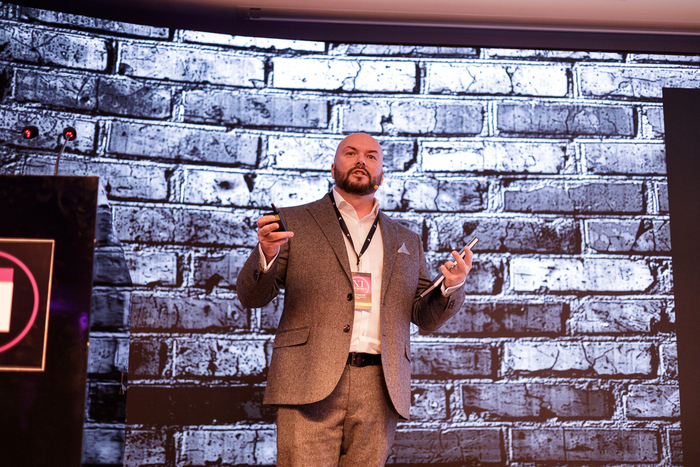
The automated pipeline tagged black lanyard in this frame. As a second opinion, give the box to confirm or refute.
[328,191,380,266]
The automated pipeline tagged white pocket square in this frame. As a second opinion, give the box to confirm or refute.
[397,243,410,255]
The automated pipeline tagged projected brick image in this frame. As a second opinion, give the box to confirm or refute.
[0,268,13,333]
[0,2,698,465]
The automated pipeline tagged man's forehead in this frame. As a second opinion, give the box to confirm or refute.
[337,133,382,154]
[340,144,380,154]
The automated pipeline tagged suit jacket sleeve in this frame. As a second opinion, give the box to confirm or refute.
[236,240,289,309]
[410,240,464,332]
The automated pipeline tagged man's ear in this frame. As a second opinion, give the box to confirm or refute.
[379,171,384,186]
[331,163,336,180]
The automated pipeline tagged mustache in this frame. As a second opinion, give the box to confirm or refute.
[347,166,370,178]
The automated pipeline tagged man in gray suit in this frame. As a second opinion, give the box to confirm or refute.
[237,133,473,466]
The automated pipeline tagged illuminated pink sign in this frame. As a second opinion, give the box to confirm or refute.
[0,268,13,333]
[0,239,54,372]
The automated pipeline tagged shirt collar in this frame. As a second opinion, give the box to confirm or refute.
[332,187,380,221]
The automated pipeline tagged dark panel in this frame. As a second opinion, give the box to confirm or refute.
[0,176,98,466]
[662,88,700,467]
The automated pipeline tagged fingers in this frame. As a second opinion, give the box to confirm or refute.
[257,215,294,256]
[257,215,279,233]
[443,248,472,274]
[441,245,474,288]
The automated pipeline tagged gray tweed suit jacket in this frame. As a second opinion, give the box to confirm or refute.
[236,195,464,419]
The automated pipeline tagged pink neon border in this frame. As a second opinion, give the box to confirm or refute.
[0,251,40,353]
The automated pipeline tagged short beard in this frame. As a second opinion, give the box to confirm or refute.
[335,167,380,196]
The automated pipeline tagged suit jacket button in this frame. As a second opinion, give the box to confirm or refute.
[347,293,353,301]
[343,325,350,333]
[253,270,259,280]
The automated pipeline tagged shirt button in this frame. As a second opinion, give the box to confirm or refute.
[347,293,353,301]
[343,325,350,333]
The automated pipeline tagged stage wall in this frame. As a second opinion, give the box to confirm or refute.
[1,2,698,465]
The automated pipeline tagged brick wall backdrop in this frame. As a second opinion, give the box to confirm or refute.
[1,2,698,465]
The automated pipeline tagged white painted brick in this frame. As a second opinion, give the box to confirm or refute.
[504,180,644,214]
[87,336,129,373]
[108,121,259,165]
[184,171,329,207]
[24,156,169,200]
[426,62,567,96]
[582,142,666,175]
[498,103,634,137]
[251,174,329,207]
[657,181,669,213]
[342,100,483,135]
[268,135,415,172]
[182,30,325,51]
[0,20,108,70]
[511,257,654,293]
[421,140,567,173]
[579,65,700,99]
[404,178,437,210]
[115,205,259,247]
[272,57,415,92]
[642,106,665,138]
[179,429,276,465]
[269,135,337,170]
[82,428,125,464]
[182,170,251,206]
[627,385,680,419]
[375,178,405,211]
[505,341,653,375]
[183,90,328,128]
[384,101,432,134]
[570,299,662,334]
[661,343,678,379]
[125,249,178,286]
[586,219,670,254]
[403,178,486,212]
[174,338,266,377]
[119,42,265,86]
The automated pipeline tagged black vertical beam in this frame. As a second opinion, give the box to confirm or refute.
[663,88,700,467]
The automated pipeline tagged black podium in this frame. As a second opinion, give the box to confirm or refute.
[0,176,98,466]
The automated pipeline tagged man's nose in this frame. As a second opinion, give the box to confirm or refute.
[356,155,366,165]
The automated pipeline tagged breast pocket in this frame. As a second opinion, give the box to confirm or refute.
[394,254,420,291]
[272,327,310,349]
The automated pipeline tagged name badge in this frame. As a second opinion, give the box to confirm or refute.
[352,272,372,310]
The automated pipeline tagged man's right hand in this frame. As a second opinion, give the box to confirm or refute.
[257,215,294,263]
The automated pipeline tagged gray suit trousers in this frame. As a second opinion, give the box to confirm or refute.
[276,363,399,467]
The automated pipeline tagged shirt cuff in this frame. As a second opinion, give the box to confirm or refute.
[441,278,466,297]
[258,244,279,273]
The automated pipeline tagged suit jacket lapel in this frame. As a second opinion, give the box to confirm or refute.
[306,195,353,283]
[379,212,399,303]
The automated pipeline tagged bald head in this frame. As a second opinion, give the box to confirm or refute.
[332,133,384,197]
[334,133,383,164]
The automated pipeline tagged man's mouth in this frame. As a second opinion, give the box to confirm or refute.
[351,169,369,178]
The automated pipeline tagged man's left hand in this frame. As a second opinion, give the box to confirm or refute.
[440,245,473,288]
